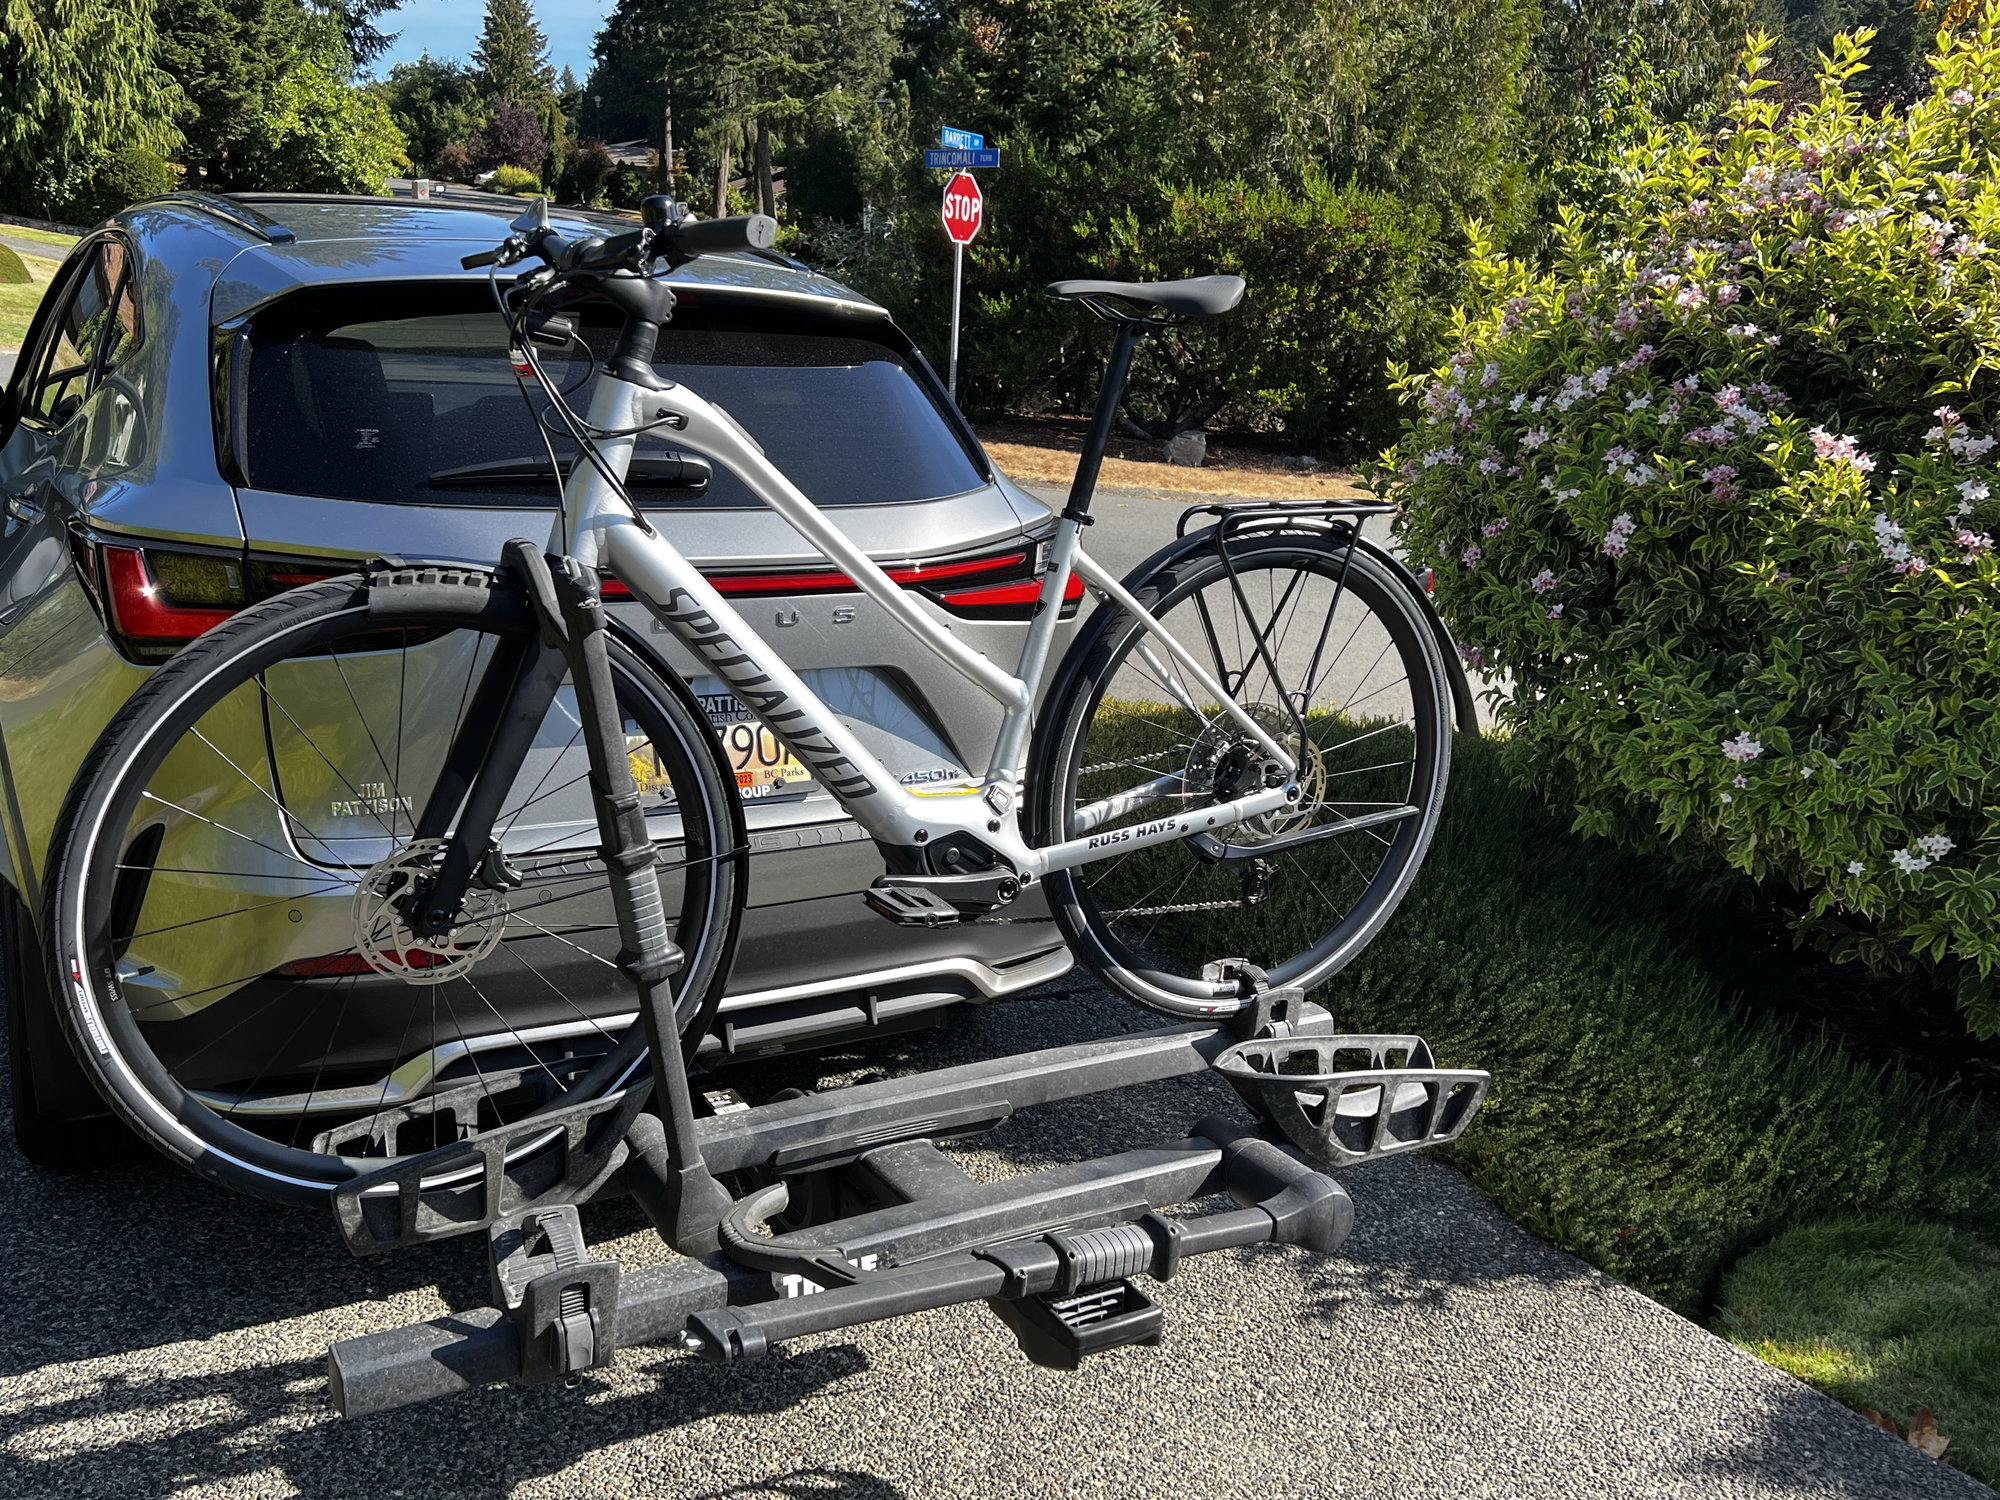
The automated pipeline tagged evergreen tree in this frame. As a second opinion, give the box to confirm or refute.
[319,0,402,68]
[475,0,557,104]
[156,0,303,187]
[0,0,185,219]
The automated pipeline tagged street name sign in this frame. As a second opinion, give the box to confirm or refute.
[924,148,1001,169]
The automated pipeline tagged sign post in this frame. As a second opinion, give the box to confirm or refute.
[939,170,983,399]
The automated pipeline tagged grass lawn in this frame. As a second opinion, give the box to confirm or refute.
[0,249,64,351]
[1118,728,2000,1480]
[1718,1219,2000,1484]
[1136,732,2000,1314]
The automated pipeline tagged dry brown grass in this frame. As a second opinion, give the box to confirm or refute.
[976,417,1367,500]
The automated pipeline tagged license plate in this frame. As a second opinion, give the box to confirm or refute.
[719,719,813,798]
[692,692,813,800]
[624,713,813,803]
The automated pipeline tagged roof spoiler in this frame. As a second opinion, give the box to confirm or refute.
[164,192,296,246]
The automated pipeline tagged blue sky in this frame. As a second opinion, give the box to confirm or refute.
[371,0,616,82]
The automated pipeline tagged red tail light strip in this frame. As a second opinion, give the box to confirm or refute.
[937,573,1087,609]
[598,547,1033,600]
[98,538,1069,654]
[275,950,445,978]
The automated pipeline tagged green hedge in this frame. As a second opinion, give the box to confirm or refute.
[1387,21,2000,1033]
[1173,735,2000,1314]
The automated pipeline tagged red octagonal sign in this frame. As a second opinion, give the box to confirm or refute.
[941,171,983,245]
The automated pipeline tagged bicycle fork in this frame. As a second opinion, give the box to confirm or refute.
[406,540,733,1252]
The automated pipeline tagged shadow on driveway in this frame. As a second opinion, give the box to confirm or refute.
[0,983,1989,1499]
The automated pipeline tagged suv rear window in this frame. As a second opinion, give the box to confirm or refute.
[239,284,986,508]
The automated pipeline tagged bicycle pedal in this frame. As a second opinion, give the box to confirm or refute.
[864,879,963,927]
[990,1278,1164,1370]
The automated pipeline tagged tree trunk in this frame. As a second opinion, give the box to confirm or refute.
[659,87,675,196]
[712,134,731,217]
[755,116,775,219]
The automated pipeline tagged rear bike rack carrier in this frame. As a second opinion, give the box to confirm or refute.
[325,974,1488,1418]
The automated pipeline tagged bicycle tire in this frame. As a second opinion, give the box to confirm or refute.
[43,562,743,1206]
[1031,527,1450,1018]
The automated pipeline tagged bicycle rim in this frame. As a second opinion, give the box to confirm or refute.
[49,573,740,1202]
[1038,534,1449,1015]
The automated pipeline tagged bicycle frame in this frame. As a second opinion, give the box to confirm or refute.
[551,367,1300,882]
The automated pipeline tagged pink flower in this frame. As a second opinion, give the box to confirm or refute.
[1531,569,1557,594]
[1810,427,1876,473]
[1950,88,1975,106]
[1461,545,1483,568]
[1482,519,1510,537]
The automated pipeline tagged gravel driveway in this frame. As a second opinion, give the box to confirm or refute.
[2,971,1988,1500]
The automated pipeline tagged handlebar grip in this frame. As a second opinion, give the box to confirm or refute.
[664,214,778,257]
[460,247,503,270]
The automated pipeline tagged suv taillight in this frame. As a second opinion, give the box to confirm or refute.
[601,542,1083,621]
[91,543,345,660]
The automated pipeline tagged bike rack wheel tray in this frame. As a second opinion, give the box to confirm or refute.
[326,989,1491,1419]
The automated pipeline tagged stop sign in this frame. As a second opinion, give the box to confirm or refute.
[941,172,983,245]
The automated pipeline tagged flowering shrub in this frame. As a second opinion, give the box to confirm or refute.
[1385,19,2000,1032]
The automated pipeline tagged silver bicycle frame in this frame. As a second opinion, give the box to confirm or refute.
[549,370,1298,881]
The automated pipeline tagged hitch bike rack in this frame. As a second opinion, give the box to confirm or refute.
[326,979,1489,1418]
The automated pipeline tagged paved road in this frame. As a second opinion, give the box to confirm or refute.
[1,975,1985,1500]
[1,234,66,264]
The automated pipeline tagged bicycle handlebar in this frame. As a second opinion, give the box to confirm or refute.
[661,213,778,257]
[458,202,778,274]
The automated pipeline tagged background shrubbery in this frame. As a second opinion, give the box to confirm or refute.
[1390,21,2000,1032]
[486,163,544,197]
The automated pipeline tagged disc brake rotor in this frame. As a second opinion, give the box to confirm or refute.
[1185,702,1326,843]
[353,838,507,985]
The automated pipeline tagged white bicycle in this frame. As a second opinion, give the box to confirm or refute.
[42,198,1454,1206]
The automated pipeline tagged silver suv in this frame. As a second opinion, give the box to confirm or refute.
[0,192,1073,1162]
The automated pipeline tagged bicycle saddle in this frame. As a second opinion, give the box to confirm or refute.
[1046,274,1246,319]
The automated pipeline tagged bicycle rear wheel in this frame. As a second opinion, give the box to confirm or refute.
[1032,526,1450,1018]
[44,563,742,1205]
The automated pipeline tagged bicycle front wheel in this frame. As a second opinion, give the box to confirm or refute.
[44,563,742,1205]
[1032,527,1450,1018]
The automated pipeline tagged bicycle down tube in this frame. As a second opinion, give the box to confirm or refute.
[548,353,1299,882]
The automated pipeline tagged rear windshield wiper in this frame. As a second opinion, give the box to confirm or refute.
[427,454,712,490]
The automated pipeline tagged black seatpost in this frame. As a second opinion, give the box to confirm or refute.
[1061,321,1147,525]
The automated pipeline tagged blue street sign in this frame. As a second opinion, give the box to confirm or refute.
[939,127,985,151]
[925,148,1001,169]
